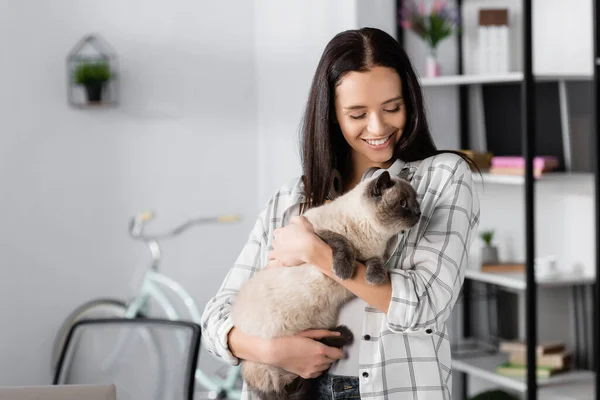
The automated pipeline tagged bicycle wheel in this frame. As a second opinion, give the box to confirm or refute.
[51,298,131,376]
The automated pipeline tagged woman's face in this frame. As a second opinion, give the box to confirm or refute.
[334,66,406,171]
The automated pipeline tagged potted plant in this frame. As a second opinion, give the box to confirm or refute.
[73,61,111,104]
[480,230,499,264]
[398,0,460,77]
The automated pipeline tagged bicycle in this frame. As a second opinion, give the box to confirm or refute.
[51,211,244,399]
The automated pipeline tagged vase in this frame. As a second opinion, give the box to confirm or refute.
[84,82,104,103]
[425,48,440,78]
[481,245,499,265]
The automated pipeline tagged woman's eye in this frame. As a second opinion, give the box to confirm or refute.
[384,105,401,113]
[350,113,366,120]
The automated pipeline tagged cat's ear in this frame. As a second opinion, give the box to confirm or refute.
[371,171,392,198]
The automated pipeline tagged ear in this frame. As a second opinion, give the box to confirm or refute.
[371,171,392,198]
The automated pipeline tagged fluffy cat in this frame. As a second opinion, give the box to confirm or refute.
[231,171,421,400]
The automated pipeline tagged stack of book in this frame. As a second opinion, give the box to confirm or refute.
[489,156,559,178]
[459,150,493,170]
[496,340,571,379]
[480,262,524,273]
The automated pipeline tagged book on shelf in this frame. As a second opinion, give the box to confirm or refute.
[481,263,524,273]
[488,155,559,177]
[459,150,493,169]
[508,350,572,369]
[496,340,570,379]
[500,340,565,356]
[496,362,563,379]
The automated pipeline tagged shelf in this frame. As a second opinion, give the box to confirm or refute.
[420,72,593,87]
[452,352,595,394]
[420,73,523,87]
[539,379,596,400]
[465,268,595,291]
[473,172,594,195]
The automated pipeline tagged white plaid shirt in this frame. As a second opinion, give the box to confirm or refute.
[201,153,481,399]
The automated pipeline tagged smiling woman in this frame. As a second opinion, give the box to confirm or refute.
[334,66,407,190]
[201,27,481,400]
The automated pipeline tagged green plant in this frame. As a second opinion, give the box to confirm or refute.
[73,61,111,86]
[480,230,494,246]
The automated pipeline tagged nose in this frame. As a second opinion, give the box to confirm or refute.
[367,112,386,136]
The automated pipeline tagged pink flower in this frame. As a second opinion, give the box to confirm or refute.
[418,2,425,15]
[432,0,449,14]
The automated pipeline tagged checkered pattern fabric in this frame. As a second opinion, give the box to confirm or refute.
[201,153,481,399]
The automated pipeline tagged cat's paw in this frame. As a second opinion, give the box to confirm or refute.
[316,230,356,280]
[332,256,355,280]
[365,258,387,285]
[317,325,354,348]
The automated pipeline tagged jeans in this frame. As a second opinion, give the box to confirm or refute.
[314,373,361,399]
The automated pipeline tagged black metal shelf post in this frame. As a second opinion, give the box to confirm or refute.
[457,0,470,150]
[522,0,537,398]
[593,0,599,397]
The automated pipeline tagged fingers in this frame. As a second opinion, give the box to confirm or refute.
[303,362,334,379]
[316,362,333,372]
[297,329,342,340]
[322,345,344,361]
[290,216,314,232]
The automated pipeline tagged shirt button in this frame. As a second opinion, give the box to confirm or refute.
[362,372,369,378]
[363,334,371,340]
[426,328,433,334]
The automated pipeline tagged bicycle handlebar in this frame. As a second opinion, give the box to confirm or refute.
[129,211,242,242]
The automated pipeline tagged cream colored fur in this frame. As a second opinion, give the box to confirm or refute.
[231,174,418,398]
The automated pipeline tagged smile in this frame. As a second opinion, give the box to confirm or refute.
[362,134,392,148]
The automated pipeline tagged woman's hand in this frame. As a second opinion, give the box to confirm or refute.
[264,329,345,379]
[267,216,322,267]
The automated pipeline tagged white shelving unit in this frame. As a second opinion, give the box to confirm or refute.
[455,267,596,398]
[420,73,523,87]
[420,73,593,87]
[464,268,596,291]
[473,172,595,195]
[452,353,596,398]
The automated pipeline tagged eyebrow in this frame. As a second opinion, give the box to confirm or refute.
[343,95,403,110]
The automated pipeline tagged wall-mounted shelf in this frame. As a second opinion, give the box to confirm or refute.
[420,72,593,87]
[473,172,594,195]
[465,267,596,291]
[452,352,595,396]
[420,73,523,87]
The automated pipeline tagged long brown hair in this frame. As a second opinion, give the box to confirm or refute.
[299,27,475,210]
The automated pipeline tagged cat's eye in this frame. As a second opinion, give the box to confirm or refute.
[400,199,407,208]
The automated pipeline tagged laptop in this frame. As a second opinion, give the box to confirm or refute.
[0,384,116,400]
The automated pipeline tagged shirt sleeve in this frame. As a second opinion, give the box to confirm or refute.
[200,204,270,365]
[386,157,481,335]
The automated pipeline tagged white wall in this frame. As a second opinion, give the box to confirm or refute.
[0,0,258,385]
[254,0,359,202]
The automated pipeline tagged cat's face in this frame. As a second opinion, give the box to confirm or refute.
[362,171,421,233]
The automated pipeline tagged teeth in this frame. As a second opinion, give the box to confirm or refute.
[365,136,390,146]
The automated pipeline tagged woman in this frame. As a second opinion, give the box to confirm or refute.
[201,27,480,399]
